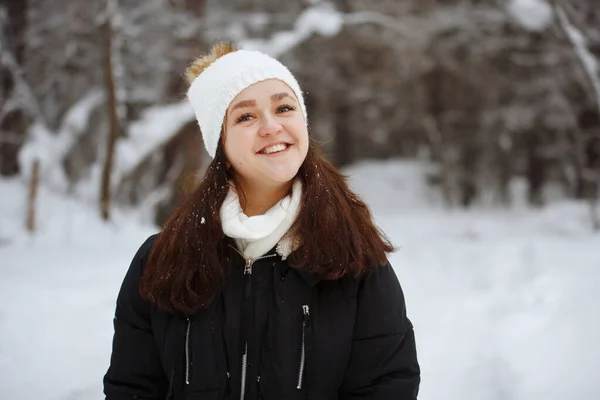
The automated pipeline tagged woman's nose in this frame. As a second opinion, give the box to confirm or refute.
[258,115,283,137]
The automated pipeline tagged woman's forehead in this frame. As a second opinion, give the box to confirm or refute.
[229,79,297,105]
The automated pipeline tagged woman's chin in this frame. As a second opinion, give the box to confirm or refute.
[263,169,300,185]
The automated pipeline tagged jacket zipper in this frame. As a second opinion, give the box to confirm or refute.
[240,257,253,400]
[297,304,310,389]
[240,342,249,400]
[185,316,191,385]
[229,245,277,400]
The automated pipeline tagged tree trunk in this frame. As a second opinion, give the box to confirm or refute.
[334,103,354,167]
[459,142,479,207]
[0,0,28,176]
[525,131,546,206]
[497,146,512,206]
[100,19,120,221]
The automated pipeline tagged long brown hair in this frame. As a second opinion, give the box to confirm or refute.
[139,42,395,315]
[140,141,395,314]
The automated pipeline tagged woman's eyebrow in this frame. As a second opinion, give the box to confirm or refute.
[231,93,293,110]
[231,99,256,110]
[271,92,293,101]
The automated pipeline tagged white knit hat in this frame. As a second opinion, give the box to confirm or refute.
[187,49,308,158]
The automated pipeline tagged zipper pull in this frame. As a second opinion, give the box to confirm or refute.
[302,305,310,325]
[244,258,254,275]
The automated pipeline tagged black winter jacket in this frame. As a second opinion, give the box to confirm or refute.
[103,235,420,400]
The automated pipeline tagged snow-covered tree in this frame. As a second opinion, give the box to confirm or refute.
[6,0,600,224]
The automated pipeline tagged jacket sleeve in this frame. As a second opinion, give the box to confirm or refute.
[103,235,168,400]
[340,262,420,400]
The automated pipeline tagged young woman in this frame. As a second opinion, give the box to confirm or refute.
[103,42,420,400]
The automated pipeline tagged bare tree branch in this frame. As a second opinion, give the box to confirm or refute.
[553,3,600,113]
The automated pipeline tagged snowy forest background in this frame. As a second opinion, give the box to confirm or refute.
[1,0,600,399]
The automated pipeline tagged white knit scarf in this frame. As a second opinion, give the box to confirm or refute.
[220,179,302,260]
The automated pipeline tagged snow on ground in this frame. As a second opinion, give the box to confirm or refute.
[1,159,600,400]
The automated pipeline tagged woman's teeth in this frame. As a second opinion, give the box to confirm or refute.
[261,143,288,154]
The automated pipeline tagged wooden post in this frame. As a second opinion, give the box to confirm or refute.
[26,159,39,233]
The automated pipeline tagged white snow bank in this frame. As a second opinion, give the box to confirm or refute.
[1,159,600,400]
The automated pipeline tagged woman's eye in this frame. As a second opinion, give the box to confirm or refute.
[235,114,253,123]
[277,105,296,113]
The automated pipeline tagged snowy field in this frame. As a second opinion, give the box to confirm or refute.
[1,159,599,400]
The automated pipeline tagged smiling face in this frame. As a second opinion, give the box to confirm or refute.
[223,79,309,191]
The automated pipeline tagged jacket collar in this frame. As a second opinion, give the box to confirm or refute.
[225,238,322,288]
